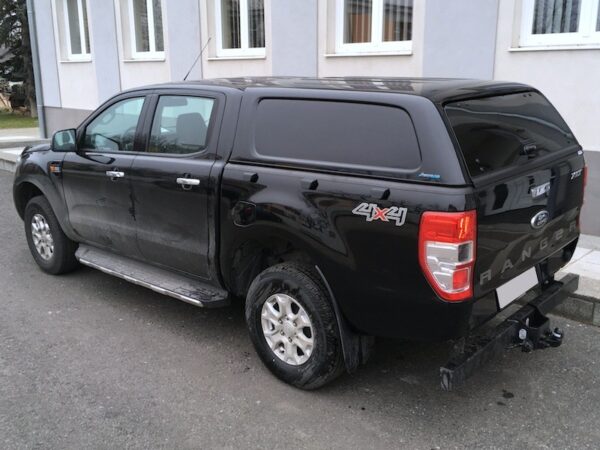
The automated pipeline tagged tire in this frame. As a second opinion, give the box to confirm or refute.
[245,262,344,389]
[24,196,79,275]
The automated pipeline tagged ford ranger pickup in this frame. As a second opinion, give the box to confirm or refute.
[13,77,585,389]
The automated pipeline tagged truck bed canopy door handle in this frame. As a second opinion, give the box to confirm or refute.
[176,178,200,186]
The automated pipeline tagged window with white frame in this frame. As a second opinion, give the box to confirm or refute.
[63,0,90,60]
[336,0,413,54]
[520,0,600,47]
[216,0,265,57]
[128,0,165,58]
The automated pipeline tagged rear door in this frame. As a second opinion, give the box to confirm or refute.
[444,91,586,298]
[127,90,225,279]
[62,94,148,258]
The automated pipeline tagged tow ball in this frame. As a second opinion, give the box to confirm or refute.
[508,305,564,353]
[516,323,564,353]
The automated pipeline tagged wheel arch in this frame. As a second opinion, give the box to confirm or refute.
[13,181,43,219]
[13,177,75,240]
[223,229,373,373]
[224,232,317,299]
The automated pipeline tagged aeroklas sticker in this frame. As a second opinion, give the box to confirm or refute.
[352,203,408,226]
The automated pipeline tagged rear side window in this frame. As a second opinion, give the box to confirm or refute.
[149,96,215,155]
[253,99,421,171]
[445,91,576,178]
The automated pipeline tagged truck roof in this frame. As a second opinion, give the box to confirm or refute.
[138,77,533,104]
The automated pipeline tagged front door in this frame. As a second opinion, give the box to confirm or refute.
[62,95,147,258]
[128,92,223,279]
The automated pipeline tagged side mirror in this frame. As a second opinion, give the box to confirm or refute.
[51,129,77,152]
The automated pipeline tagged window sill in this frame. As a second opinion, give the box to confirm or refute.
[325,51,413,58]
[60,58,92,63]
[123,58,167,63]
[208,55,267,61]
[509,44,600,52]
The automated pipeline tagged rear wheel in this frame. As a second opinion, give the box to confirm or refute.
[24,196,79,275]
[245,263,344,389]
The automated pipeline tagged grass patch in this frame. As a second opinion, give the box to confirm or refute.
[0,110,38,129]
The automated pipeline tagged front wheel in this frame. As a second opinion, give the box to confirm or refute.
[245,263,344,390]
[24,196,79,275]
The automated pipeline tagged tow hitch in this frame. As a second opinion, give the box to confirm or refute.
[511,312,563,353]
[440,273,578,391]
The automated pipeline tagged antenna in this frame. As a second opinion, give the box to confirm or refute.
[184,37,211,81]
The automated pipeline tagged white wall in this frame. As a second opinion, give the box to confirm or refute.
[55,62,99,110]
[50,0,99,110]
[494,0,600,151]
[423,0,499,79]
[271,0,317,77]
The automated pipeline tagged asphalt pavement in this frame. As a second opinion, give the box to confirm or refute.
[1,170,600,449]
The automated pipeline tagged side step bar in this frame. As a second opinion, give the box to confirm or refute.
[75,245,229,308]
[440,273,579,391]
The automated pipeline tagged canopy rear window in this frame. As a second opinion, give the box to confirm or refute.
[444,91,576,178]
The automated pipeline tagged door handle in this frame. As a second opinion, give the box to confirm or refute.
[106,170,125,179]
[176,178,200,186]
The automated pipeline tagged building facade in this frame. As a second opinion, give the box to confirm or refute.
[28,0,600,234]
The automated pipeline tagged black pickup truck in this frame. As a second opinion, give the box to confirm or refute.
[13,77,586,389]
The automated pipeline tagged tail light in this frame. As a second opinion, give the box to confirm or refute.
[418,210,477,302]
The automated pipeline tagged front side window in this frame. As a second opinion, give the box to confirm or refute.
[84,97,145,152]
[128,0,165,58]
[148,96,215,155]
[520,0,600,47]
[216,0,265,57]
[63,0,91,59]
[336,0,413,54]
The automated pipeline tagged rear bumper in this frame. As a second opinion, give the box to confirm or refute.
[440,273,579,390]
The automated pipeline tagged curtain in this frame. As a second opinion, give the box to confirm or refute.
[532,0,580,34]
[153,0,164,52]
[345,0,372,43]
[132,0,150,52]
[66,0,82,54]
[248,0,265,48]
[383,0,413,41]
[221,0,241,49]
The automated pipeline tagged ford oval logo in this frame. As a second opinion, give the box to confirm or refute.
[531,210,550,229]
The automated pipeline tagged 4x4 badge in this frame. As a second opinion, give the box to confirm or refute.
[352,203,407,226]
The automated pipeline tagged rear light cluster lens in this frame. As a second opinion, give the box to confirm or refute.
[418,210,477,302]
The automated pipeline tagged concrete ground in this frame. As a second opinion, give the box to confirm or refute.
[0,127,40,139]
[1,170,600,449]
[0,128,46,158]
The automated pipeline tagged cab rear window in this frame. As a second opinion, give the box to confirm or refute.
[444,91,576,178]
[253,99,421,172]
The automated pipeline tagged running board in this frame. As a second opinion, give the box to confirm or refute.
[75,245,229,308]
